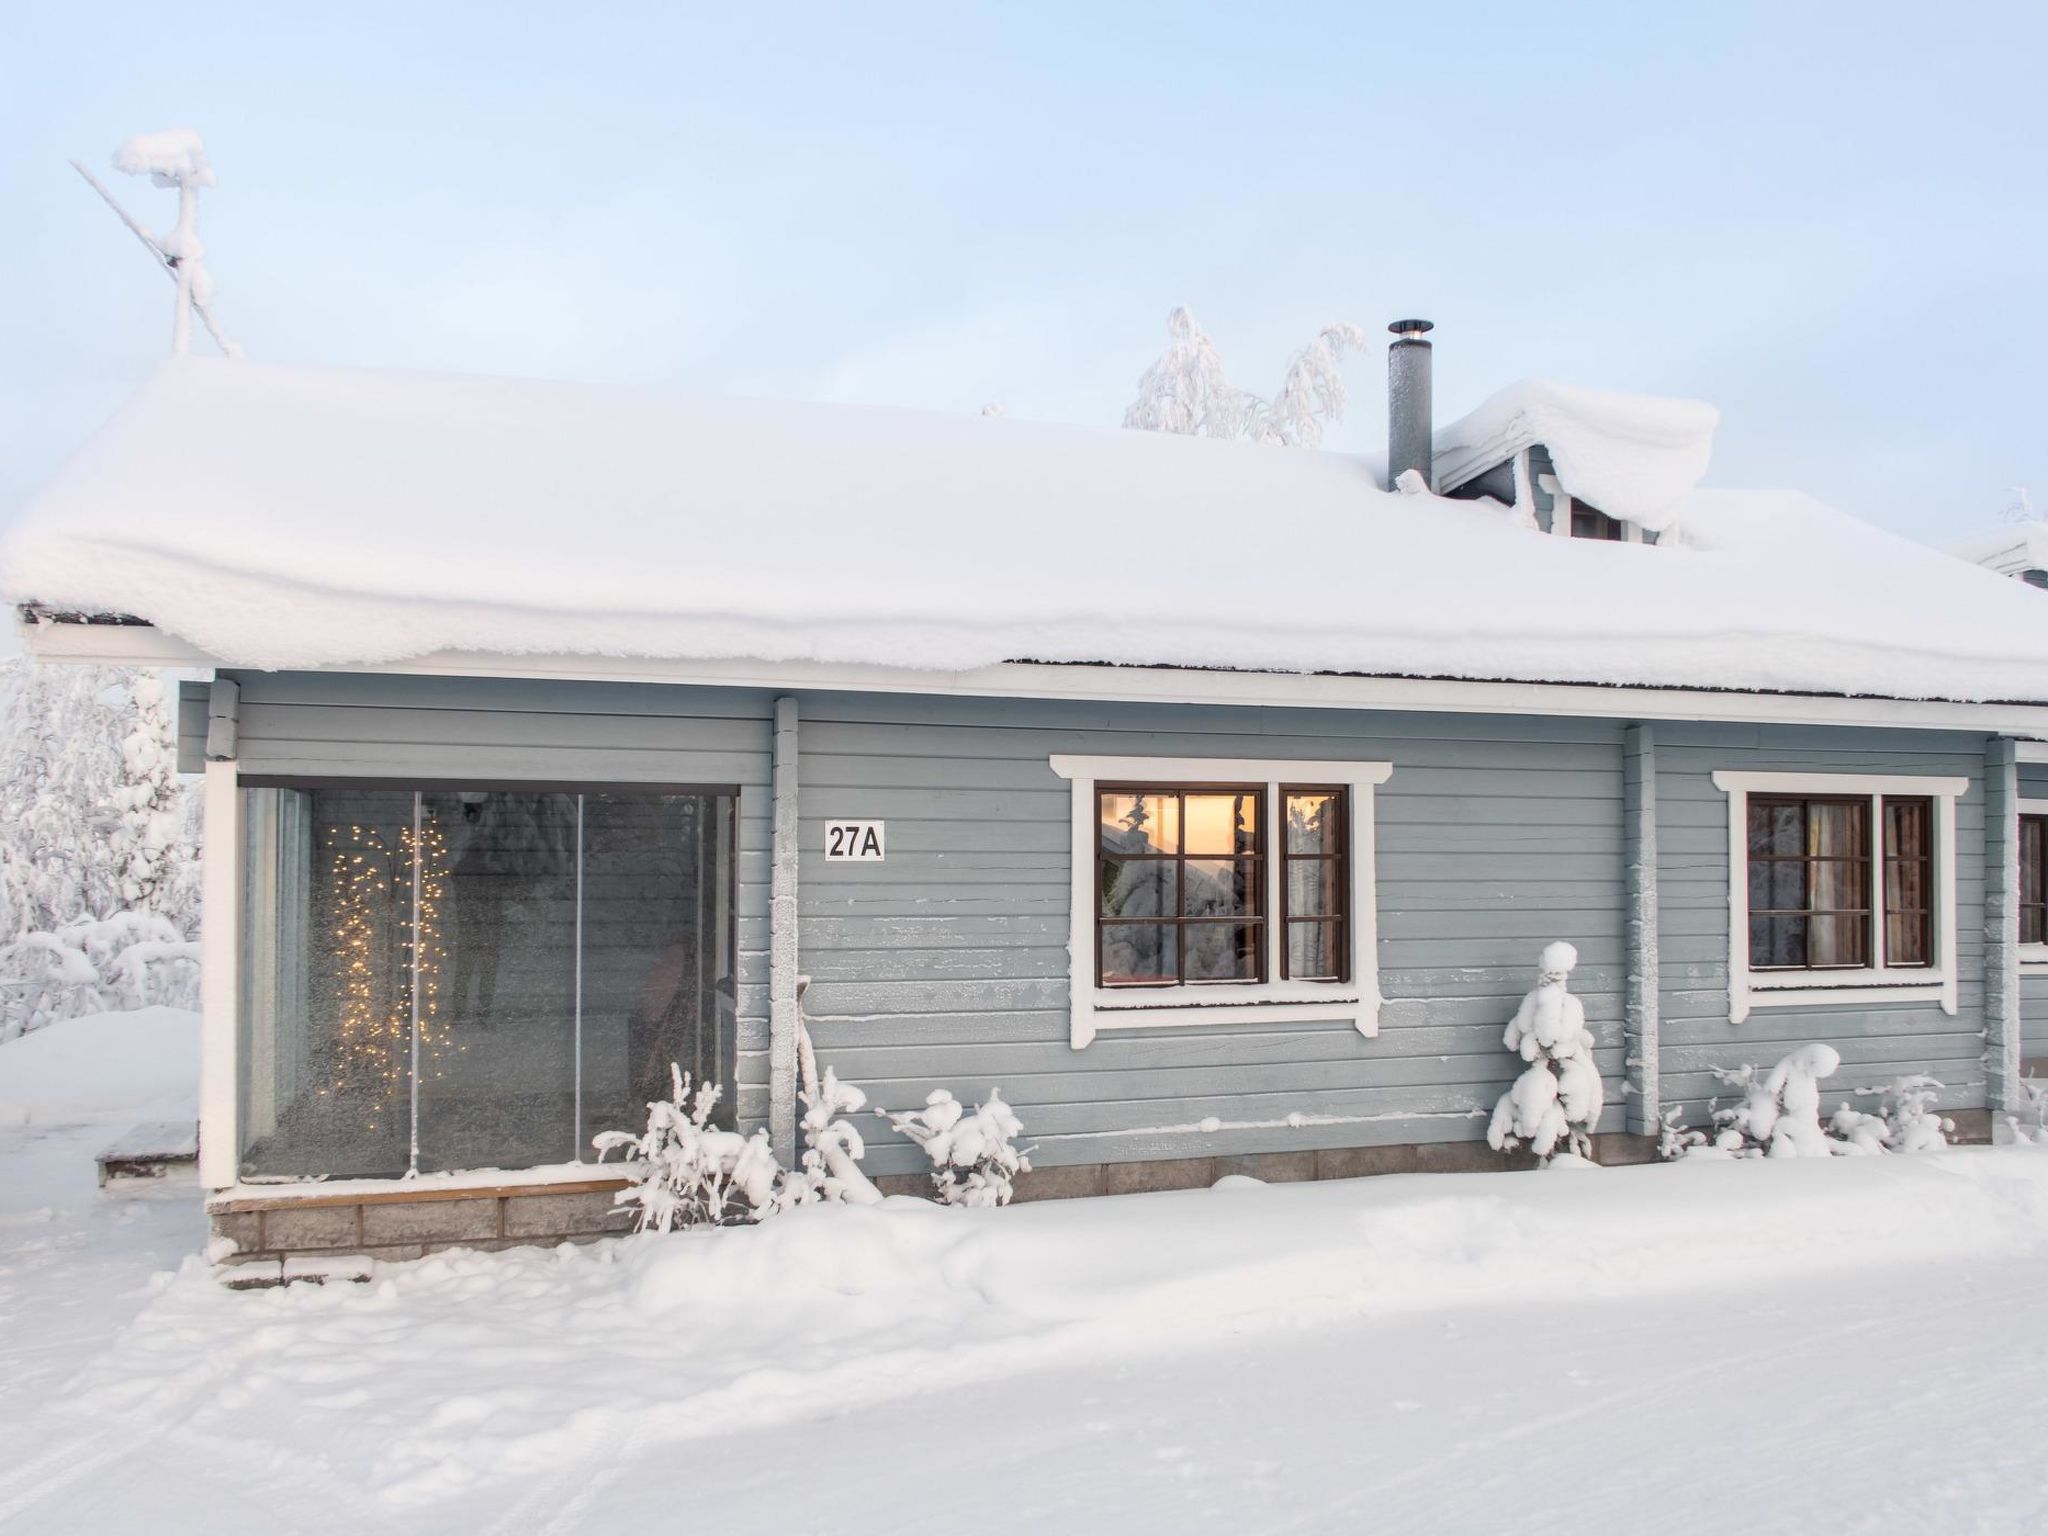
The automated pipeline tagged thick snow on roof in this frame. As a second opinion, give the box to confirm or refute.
[1433,377,1717,532]
[7,358,2048,703]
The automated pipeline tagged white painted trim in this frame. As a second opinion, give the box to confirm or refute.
[1711,770,1965,1024]
[198,761,242,1189]
[2018,743,2048,764]
[1049,755,1392,1048]
[23,618,2048,736]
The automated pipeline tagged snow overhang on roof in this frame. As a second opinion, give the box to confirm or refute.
[1432,378,1718,533]
[8,357,2048,707]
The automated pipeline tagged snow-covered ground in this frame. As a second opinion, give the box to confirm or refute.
[3,1012,2047,1534]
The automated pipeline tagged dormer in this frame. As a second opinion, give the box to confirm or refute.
[1418,363,1719,545]
[1947,525,2048,590]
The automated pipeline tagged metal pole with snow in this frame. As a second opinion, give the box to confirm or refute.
[72,129,238,358]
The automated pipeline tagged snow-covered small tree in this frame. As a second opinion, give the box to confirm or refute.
[883,1088,1031,1207]
[594,1066,785,1231]
[793,1019,882,1206]
[1123,308,1368,449]
[1835,1075,1954,1154]
[1487,942,1604,1162]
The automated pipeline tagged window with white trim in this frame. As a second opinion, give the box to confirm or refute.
[2019,800,2048,967]
[1051,757,1391,1047]
[1713,771,1965,1022]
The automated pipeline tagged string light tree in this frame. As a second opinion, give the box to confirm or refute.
[72,128,239,357]
[319,815,454,1147]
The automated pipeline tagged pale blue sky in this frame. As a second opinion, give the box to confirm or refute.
[3,1,2043,543]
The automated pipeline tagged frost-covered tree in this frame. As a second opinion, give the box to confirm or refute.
[1709,1044,1841,1157]
[594,1067,786,1230]
[794,1019,883,1205]
[0,660,201,1038]
[883,1087,1031,1207]
[1999,485,2036,525]
[1123,308,1368,449]
[1487,942,1604,1162]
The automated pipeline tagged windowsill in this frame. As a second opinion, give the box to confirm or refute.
[2021,945,2048,975]
[1076,986,1374,1045]
[209,1160,637,1208]
[1748,968,1942,991]
[1739,977,1951,1013]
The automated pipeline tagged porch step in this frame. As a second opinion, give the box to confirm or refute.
[96,1120,199,1185]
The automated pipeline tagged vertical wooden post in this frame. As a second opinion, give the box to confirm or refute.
[769,696,801,1163]
[1623,723,1660,1135]
[198,755,242,1189]
[1985,736,2021,1126]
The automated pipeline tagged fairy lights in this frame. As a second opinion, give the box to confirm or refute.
[318,813,454,1122]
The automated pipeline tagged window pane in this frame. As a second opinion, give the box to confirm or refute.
[1808,802,1866,858]
[1886,911,1929,968]
[1101,858,1178,920]
[1749,801,1803,857]
[1285,792,1341,855]
[1807,857,1867,914]
[1182,793,1259,855]
[1749,913,1806,968]
[1885,799,1929,860]
[2025,906,2048,946]
[1184,858,1259,918]
[1101,792,1179,855]
[1807,914,1869,968]
[2024,819,2047,906]
[240,788,418,1179]
[415,792,581,1173]
[1287,859,1343,917]
[579,794,738,1147]
[1102,922,1177,985]
[1287,920,1342,980]
[1748,857,1809,913]
[1886,859,1926,913]
[1182,922,1259,981]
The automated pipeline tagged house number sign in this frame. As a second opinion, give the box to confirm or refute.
[824,820,886,861]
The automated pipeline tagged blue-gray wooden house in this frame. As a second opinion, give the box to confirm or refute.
[10,323,2048,1272]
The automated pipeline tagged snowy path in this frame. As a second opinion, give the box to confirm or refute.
[4,1126,2047,1535]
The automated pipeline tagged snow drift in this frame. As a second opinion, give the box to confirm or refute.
[9,359,2048,702]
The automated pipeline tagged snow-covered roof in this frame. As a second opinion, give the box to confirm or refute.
[1432,378,1718,533]
[1947,524,2048,580]
[7,357,2048,704]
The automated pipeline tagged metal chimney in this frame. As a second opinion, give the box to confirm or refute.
[1386,318,1434,491]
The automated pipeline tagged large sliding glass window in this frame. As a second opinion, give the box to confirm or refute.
[239,784,737,1180]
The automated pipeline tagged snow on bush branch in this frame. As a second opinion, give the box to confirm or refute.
[1661,1045,1954,1159]
[1487,942,1604,1163]
[594,1068,785,1230]
[0,661,200,1040]
[1124,307,1369,449]
[883,1087,1031,1207]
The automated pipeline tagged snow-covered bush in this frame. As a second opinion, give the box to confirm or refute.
[1700,1049,1953,1158]
[793,1019,882,1206]
[594,1067,785,1231]
[1487,942,1604,1162]
[2008,1078,2048,1146]
[883,1088,1031,1207]
[1656,1103,1708,1161]
[0,661,201,1039]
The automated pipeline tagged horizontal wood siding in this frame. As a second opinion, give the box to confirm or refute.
[1654,723,1990,1128]
[2020,763,2048,1057]
[216,671,778,1129]
[793,692,1629,1176]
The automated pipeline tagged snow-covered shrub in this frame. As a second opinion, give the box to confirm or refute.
[883,1088,1031,1207]
[792,1019,882,1206]
[0,660,201,1039]
[1839,1075,1954,1154]
[594,1067,785,1231]
[1711,1043,1841,1157]
[1487,942,1604,1162]
[1656,1103,1708,1161]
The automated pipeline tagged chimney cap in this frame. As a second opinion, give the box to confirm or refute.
[1388,318,1434,338]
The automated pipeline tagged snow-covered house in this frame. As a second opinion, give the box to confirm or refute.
[1949,524,2048,589]
[10,327,2048,1273]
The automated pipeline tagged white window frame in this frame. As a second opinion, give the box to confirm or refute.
[1049,755,1391,1048]
[2019,798,2048,974]
[1713,770,1965,1023]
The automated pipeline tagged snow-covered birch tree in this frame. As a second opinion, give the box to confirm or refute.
[1124,308,1369,449]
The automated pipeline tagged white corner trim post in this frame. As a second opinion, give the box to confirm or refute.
[1623,724,1660,1134]
[1712,770,1967,1024]
[1985,742,2023,1118]
[198,757,242,1189]
[768,696,801,1164]
[1048,755,1393,1049]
